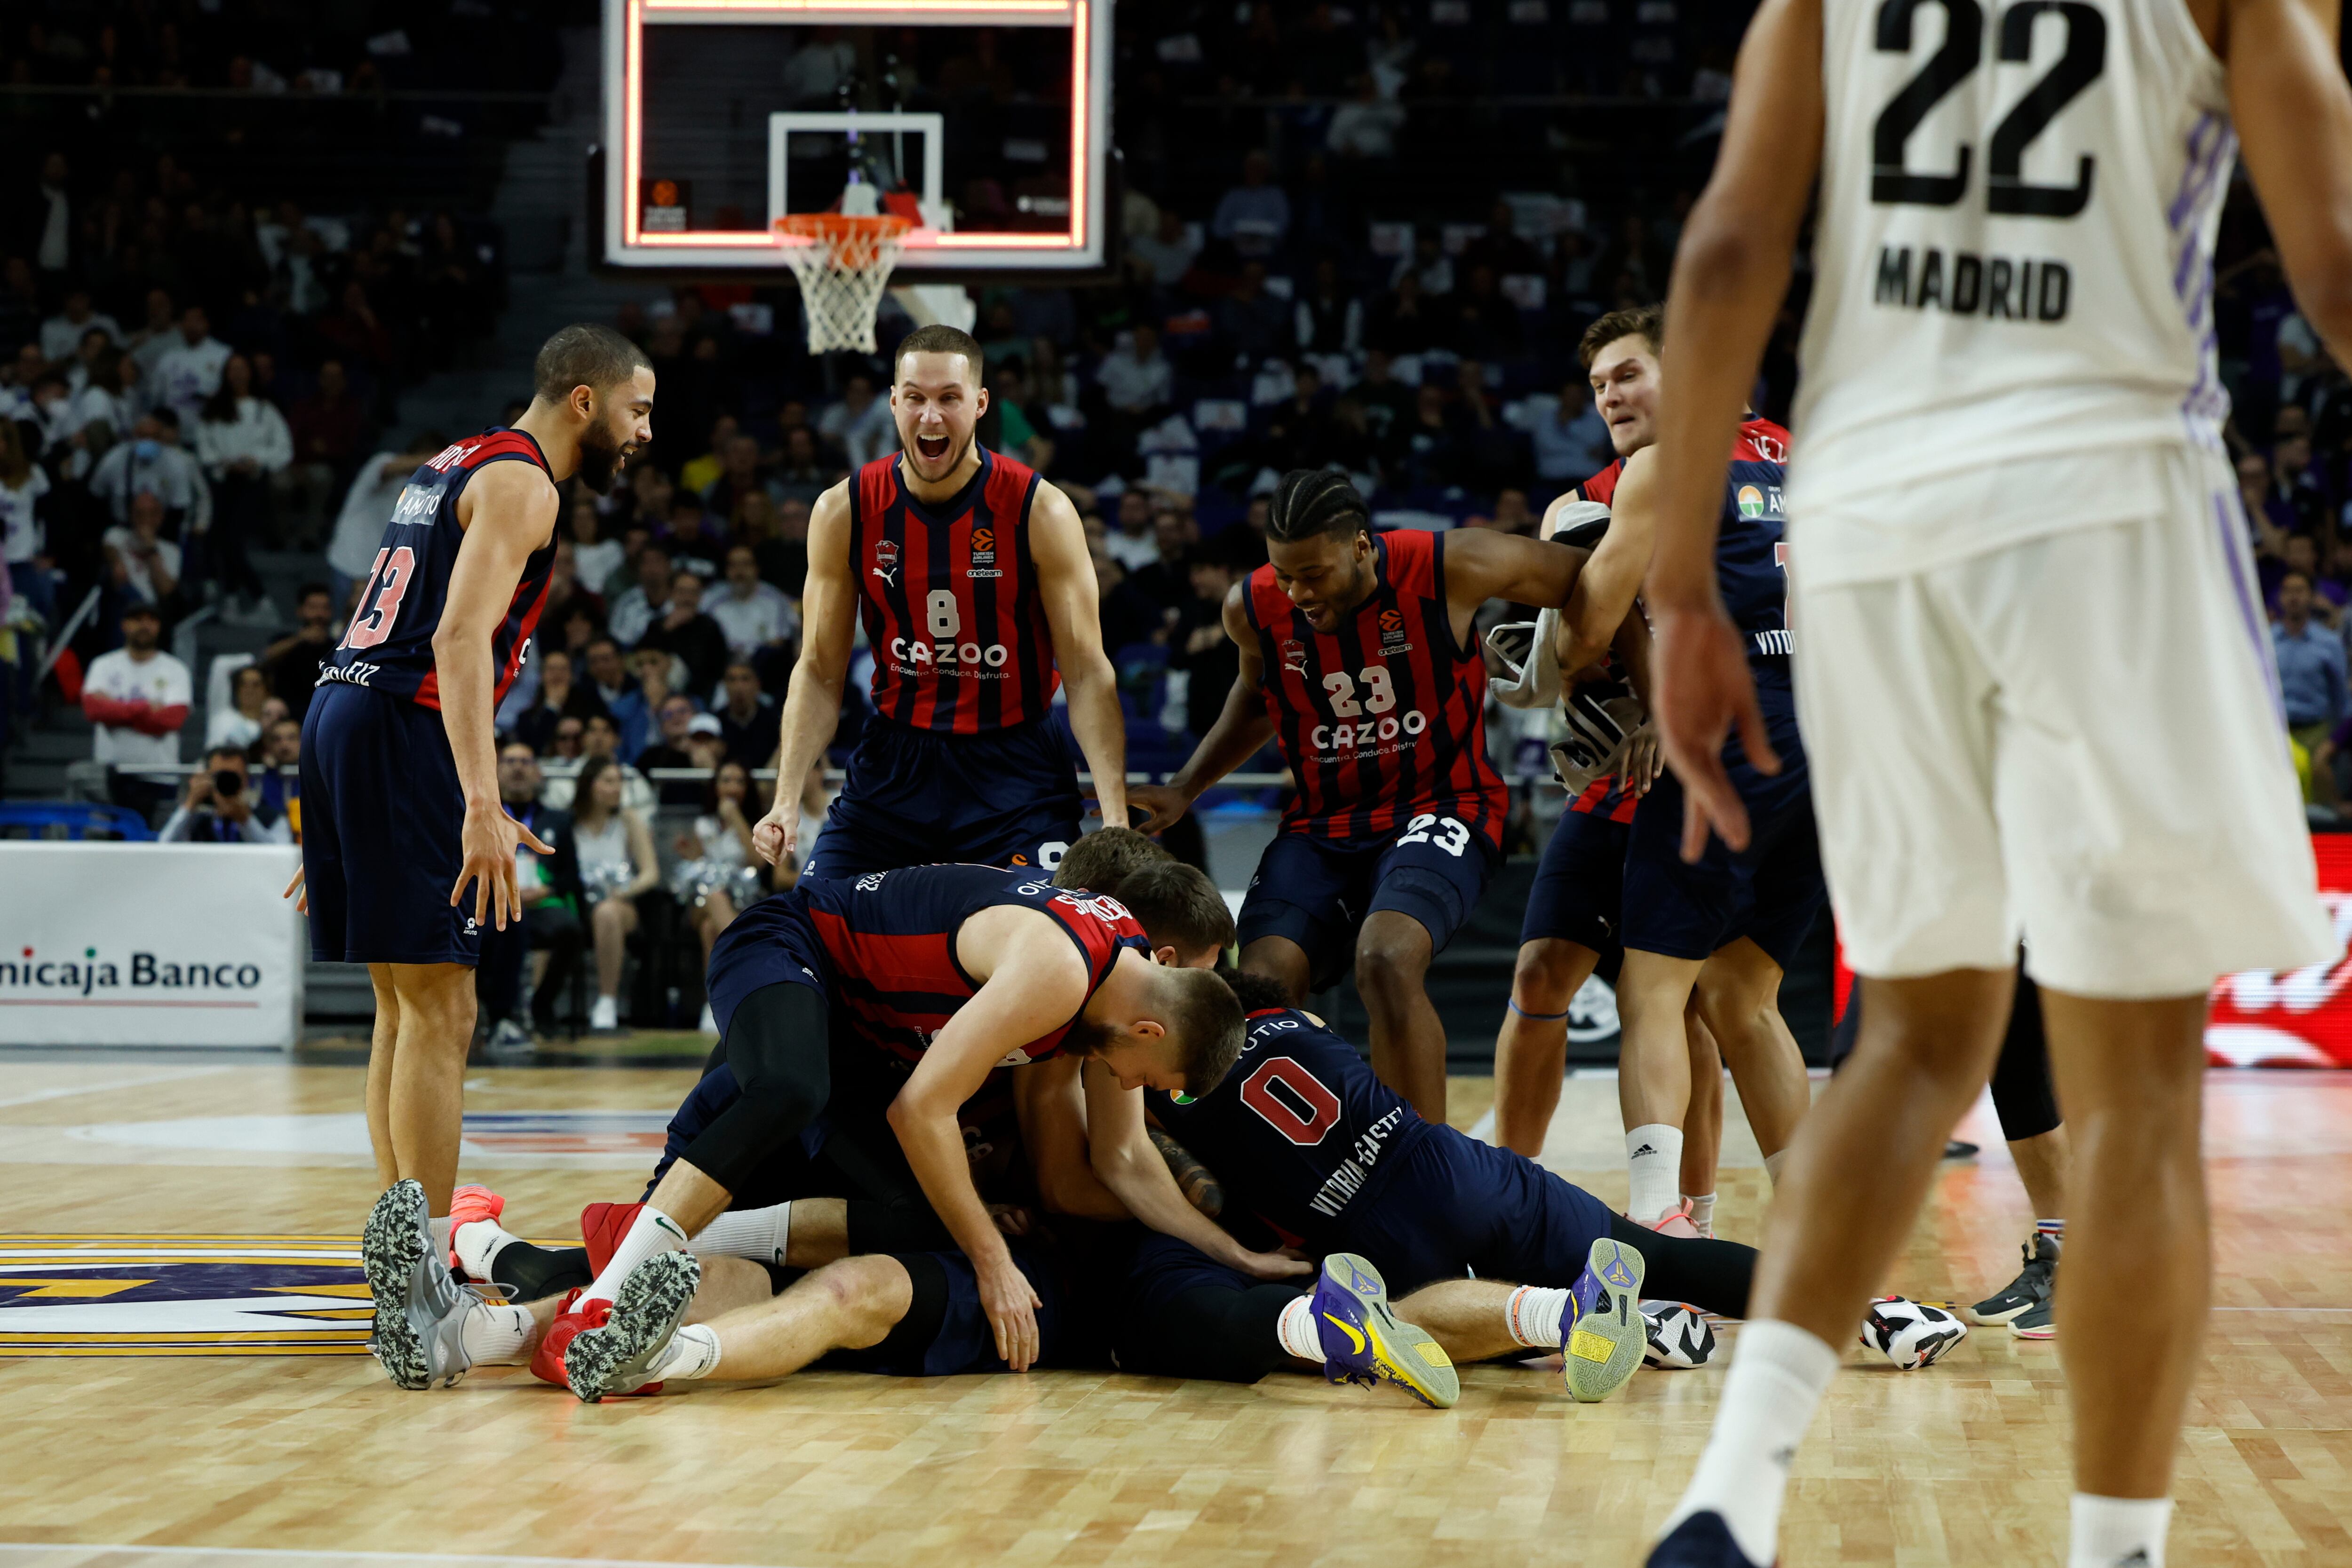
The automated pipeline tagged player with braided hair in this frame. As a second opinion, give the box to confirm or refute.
[1132,468,1591,1124]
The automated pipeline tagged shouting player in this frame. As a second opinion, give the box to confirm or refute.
[1638,0,2346,1561]
[1548,305,1822,1231]
[752,325,1124,879]
[1133,469,1589,1122]
[299,324,651,1270]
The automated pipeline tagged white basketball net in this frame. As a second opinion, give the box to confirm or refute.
[774,214,913,354]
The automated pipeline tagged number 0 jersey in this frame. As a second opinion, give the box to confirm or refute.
[316,428,558,708]
[1795,0,2233,583]
[851,446,1062,732]
[1243,528,1508,849]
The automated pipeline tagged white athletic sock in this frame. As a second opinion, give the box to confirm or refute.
[1275,1295,1327,1363]
[1762,1149,1790,1187]
[1626,1125,1684,1223]
[2068,1494,2171,1568]
[458,1300,534,1366]
[1504,1285,1573,1349]
[428,1215,454,1255]
[453,1218,523,1281]
[1661,1318,1841,1565]
[1683,1193,1717,1237]
[690,1202,793,1267]
[647,1322,723,1381]
[580,1205,690,1308]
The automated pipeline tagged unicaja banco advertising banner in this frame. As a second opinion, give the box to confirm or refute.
[0,843,305,1047]
[2204,834,2352,1068]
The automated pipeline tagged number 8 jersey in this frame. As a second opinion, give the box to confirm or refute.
[851,445,1062,733]
[316,428,558,708]
[1795,0,2232,580]
[1244,528,1509,849]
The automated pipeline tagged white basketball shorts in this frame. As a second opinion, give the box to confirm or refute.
[1791,444,2334,998]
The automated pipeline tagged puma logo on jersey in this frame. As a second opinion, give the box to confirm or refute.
[1874,245,2073,323]
[872,538,900,586]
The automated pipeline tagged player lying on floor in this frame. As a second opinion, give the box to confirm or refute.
[360,853,1303,1390]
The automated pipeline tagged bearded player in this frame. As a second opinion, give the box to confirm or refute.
[1133,469,1589,1123]
[297,324,651,1288]
[752,325,1124,879]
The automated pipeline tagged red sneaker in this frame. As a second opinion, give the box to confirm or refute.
[580,1201,644,1275]
[528,1288,589,1388]
[447,1185,506,1273]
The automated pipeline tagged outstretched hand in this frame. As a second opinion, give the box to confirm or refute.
[751,799,796,868]
[450,801,556,932]
[1649,600,1778,860]
[1123,783,1193,836]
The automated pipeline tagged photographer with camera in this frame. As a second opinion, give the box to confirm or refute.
[159,744,293,845]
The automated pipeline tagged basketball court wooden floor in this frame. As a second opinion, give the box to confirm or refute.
[3,1054,2348,1568]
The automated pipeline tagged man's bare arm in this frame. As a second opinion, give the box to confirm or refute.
[1129,586,1276,833]
[1030,481,1129,827]
[1440,527,1589,622]
[440,459,558,928]
[1011,1058,1132,1220]
[1556,460,1658,676]
[1082,1061,1309,1279]
[753,482,854,867]
[2227,0,2352,357]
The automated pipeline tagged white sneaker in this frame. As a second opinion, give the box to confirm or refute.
[698,1004,718,1035]
[589,995,619,1032]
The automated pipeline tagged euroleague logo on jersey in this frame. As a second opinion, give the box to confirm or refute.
[966,527,1001,578]
[1378,608,1411,654]
[872,538,900,586]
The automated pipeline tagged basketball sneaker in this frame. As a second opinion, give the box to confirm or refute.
[1563,1236,1648,1402]
[565,1250,702,1403]
[1645,1202,1704,1241]
[2009,1299,2055,1340]
[1968,1234,2058,1326]
[528,1287,587,1388]
[1647,1512,1770,1568]
[361,1179,488,1391]
[447,1184,505,1274]
[581,1200,644,1275]
[1311,1252,1459,1409]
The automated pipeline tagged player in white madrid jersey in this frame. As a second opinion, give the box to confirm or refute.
[1634,0,2352,1564]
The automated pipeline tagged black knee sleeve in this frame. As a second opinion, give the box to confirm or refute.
[845,1198,955,1256]
[678,982,831,1196]
[1608,1213,1755,1319]
[868,1253,951,1363]
[491,1241,593,1301]
[1987,971,2061,1141]
[1120,1282,1306,1383]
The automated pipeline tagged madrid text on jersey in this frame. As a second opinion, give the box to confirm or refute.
[1873,245,2072,322]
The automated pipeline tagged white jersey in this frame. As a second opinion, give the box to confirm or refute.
[1790,0,2233,586]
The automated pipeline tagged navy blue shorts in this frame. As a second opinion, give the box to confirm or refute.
[298,681,477,966]
[827,1241,1065,1377]
[1236,825,1500,993]
[1331,1128,1618,1295]
[701,890,832,1044]
[1521,793,1635,954]
[803,713,1084,879]
[1621,690,1826,970]
[1121,1229,1263,1320]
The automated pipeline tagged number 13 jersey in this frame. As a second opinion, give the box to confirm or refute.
[1243,529,1508,849]
[1794,0,2231,583]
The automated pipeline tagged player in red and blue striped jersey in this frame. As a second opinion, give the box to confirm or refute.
[1132,470,1592,1124]
[317,326,652,1363]
[751,324,1127,881]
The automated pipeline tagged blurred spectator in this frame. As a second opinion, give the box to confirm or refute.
[570,495,626,595]
[1104,490,1161,571]
[1534,376,1615,485]
[1462,199,1546,278]
[2276,567,2347,796]
[1211,150,1291,260]
[607,544,672,648]
[326,432,441,607]
[716,660,782,769]
[255,716,302,831]
[0,419,53,618]
[772,426,833,508]
[151,304,230,426]
[1094,548,1161,651]
[88,410,209,533]
[700,433,771,520]
[638,569,731,698]
[674,758,764,991]
[257,583,338,720]
[618,646,677,759]
[581,636,634,714]
[477,739,585,1047]
[756,495,812,598]
[1327,75,1407,160]
[1128,208,1201,289]
[103,489,183,612]
[1351,348,1417,447]
[126,290,181,386]
[1216,263,1290,363]
[1364,271,1446,356]
[282,359,365,539]
[81,602,190,816]
[207,662,270,750]
[660,496,727,583]
[818,372,895,469]
[1295,259,1364,357]
[708,544,796,660]
[1391,383,1464,490]
[193,352,291,619]
[160,744,290,844]
[1097,325,1172,417]
[991,360,1056,473]
[1170,546,1242,740]
[543,713,656,814]
[567,752,661,1033]
[41,285,120,365]
[513,646,605,755]
[679,414,738,496]
[1453,267,1524,360]
[1132,507,1198,610]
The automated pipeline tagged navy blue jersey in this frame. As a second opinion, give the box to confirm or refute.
[1146,1005,1433,1245]
[797,864,1151,1069]
[318,428,559,709]
[1719,418,1793,680]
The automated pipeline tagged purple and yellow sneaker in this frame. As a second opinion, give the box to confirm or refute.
[1563,1235,1647,1402]
[1312,1252,1458,1409]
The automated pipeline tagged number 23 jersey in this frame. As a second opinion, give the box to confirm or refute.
[1242,528,1508,849]
[1796,0,2233,579]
